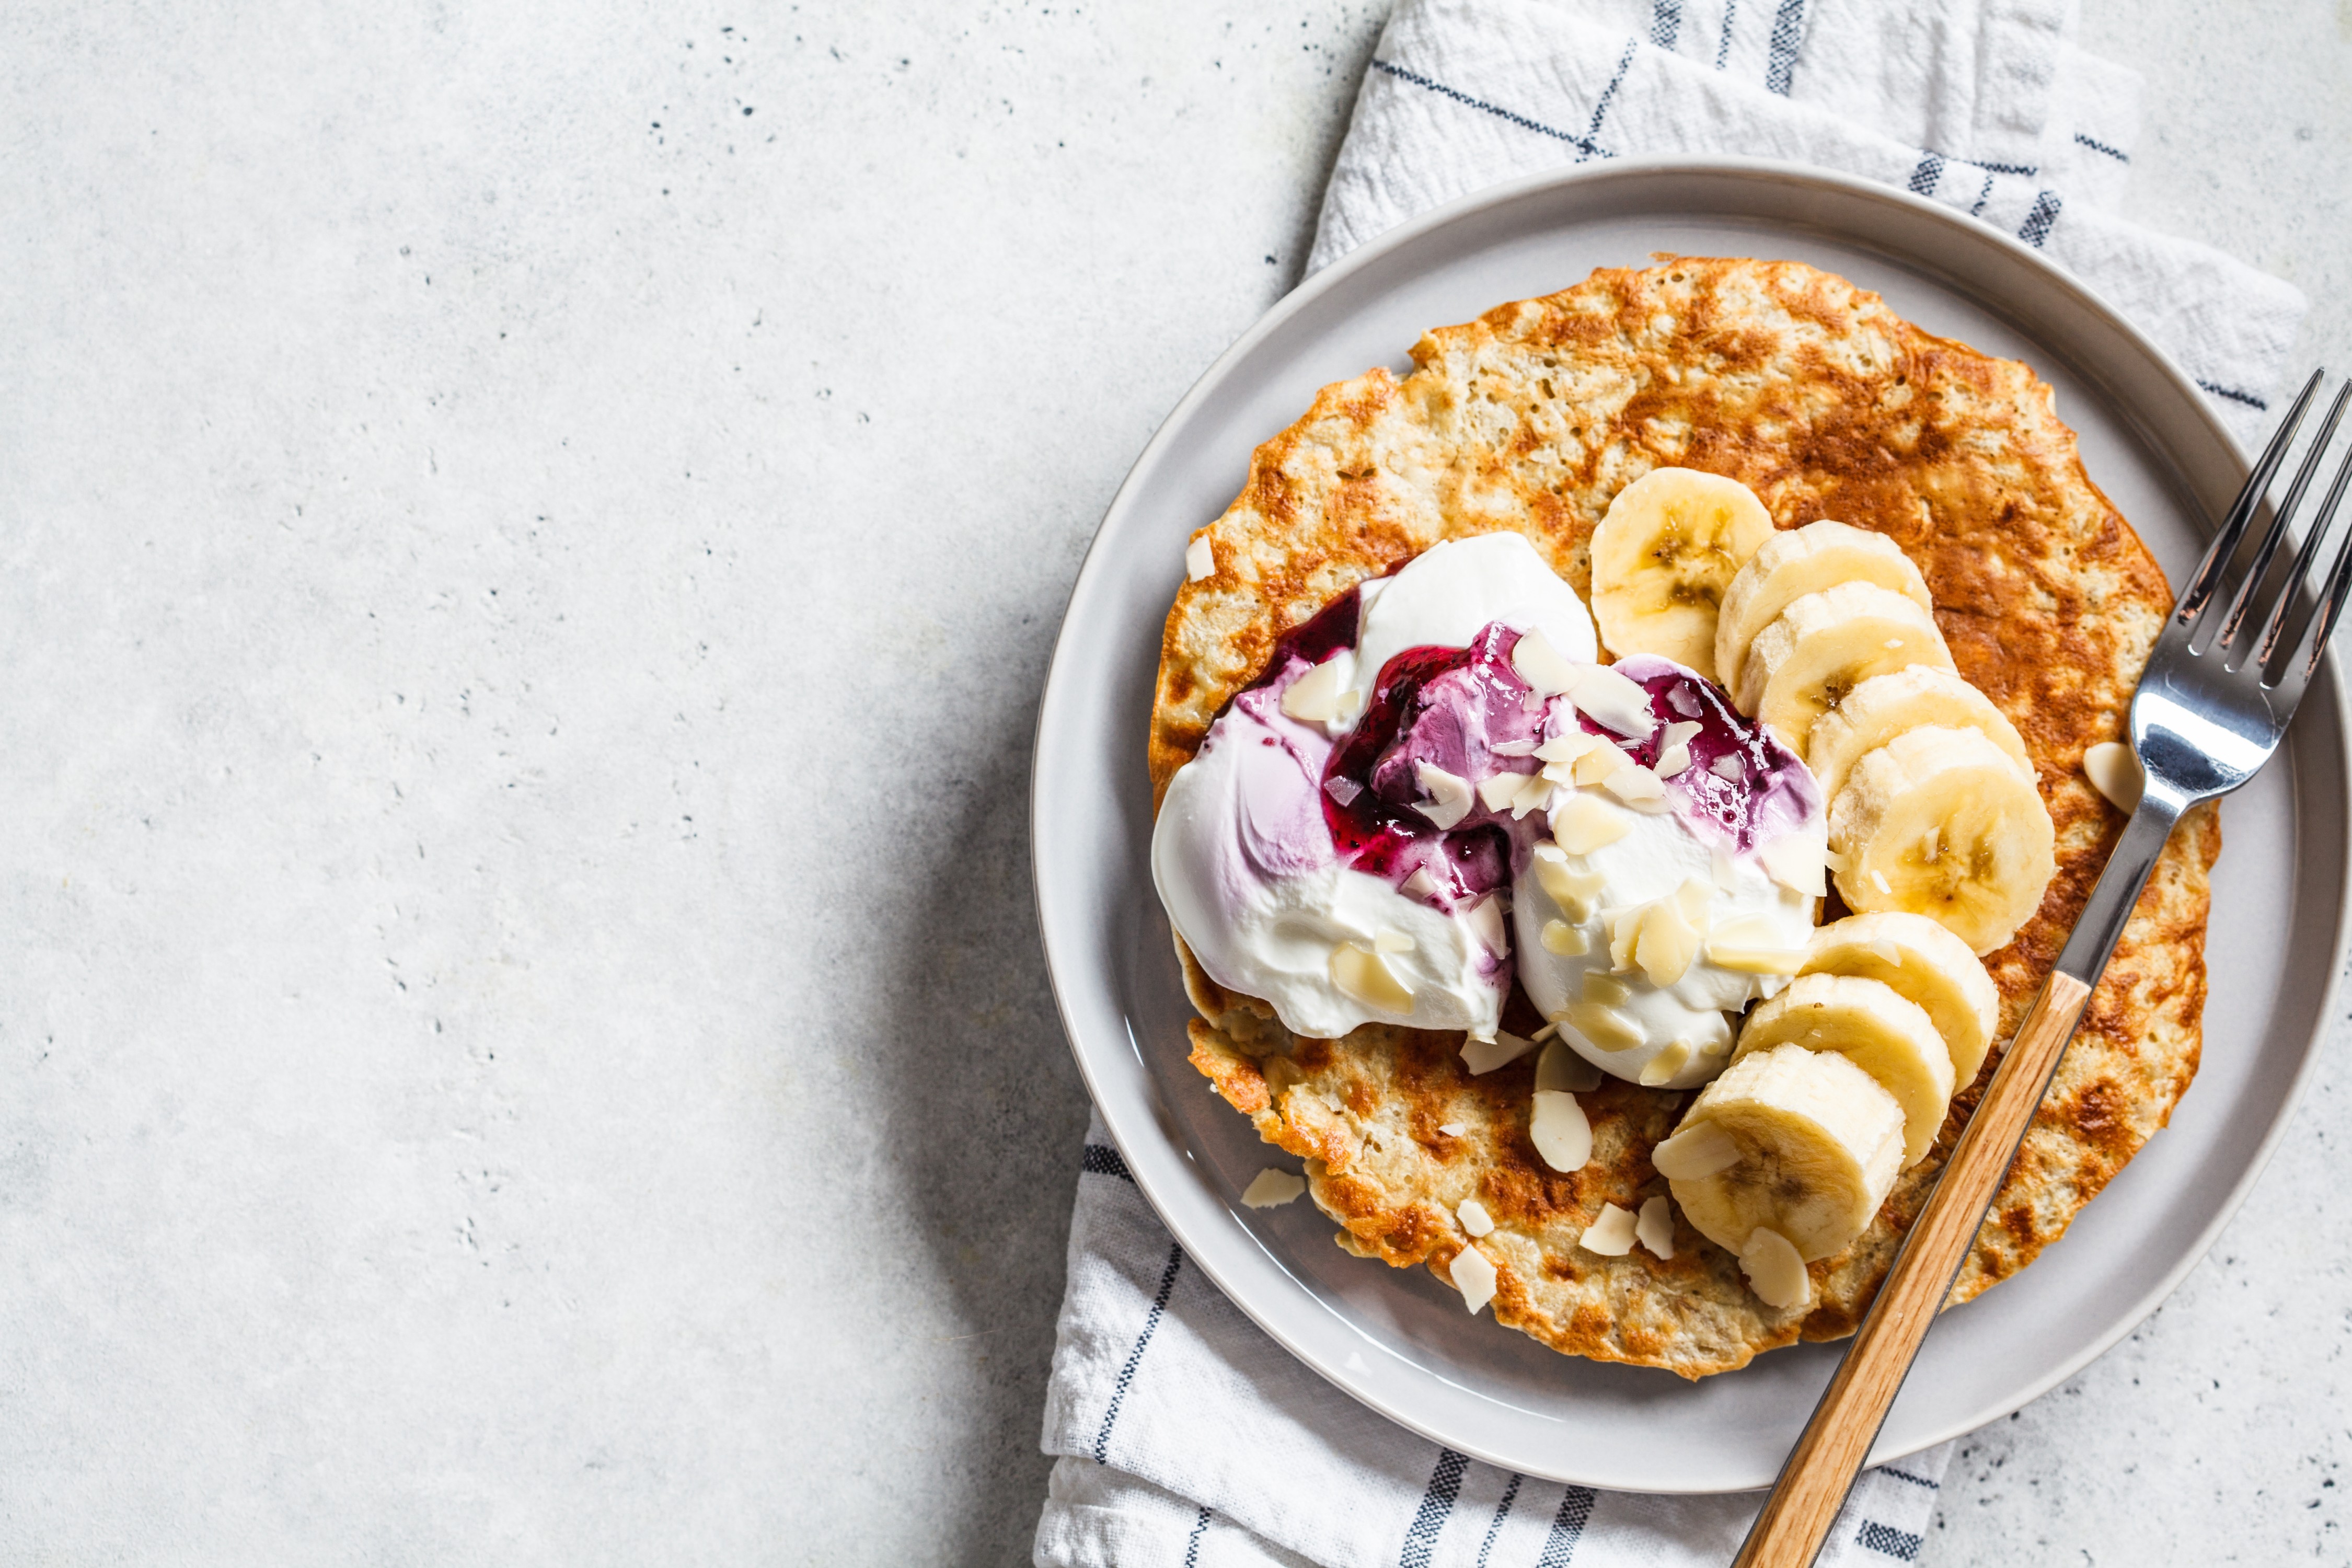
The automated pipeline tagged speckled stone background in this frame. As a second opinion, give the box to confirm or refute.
[1,2,2346,1563]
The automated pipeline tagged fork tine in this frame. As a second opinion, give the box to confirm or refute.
[2273,441,2352,702]
[2220,381,2352,654]
[2260,390,2352,664]
[2178,366,2325,627]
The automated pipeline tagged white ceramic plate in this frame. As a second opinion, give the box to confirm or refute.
[1031,158,2351,1492]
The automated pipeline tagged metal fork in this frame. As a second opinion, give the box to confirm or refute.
[1734,367,2352,1568]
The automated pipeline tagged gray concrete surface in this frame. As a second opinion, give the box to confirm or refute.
[0,1,2344,1563]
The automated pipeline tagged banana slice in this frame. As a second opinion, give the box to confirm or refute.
[1652,1042,1905,1262]
[1587,468,1774,679]
[1802,912,2001,1088]
[1806,667,2033,804]
[1732,974,1955,1166]
[1714,521,1934,697]
[1734,582,1954,751]
[1829,725,2057,956]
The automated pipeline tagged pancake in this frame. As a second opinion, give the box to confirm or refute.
[1151,257,2217,1377]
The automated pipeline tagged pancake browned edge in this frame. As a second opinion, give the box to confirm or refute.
[1149,257,2217,1378]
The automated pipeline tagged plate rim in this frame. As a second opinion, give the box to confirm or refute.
[1030,153,2352,1491]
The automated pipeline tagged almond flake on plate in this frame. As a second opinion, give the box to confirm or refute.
[1449,1242,1499,1315]
[1241,1168,1305,1207]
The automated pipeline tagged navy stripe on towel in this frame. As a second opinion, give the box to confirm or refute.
[1880,1467,1941,1490]
[1092,1243,1184,1463]
[1536,1485,1596,1567]
[1649,0,1682,51]
[2074,131,2130,163]
[1399,1449,1469,1567]
[1080,1143,1134,1182]
[1474,1472,1523,1568]
[1183,1506,1212,1567]
[2200,379,2269,411]
[1714,0,1738,70]
[1906,153,1943,196]
[2017,189,2063,248]
[1858,1519,1924,1560]
[1370,60,1607,156]
[1765,0,1807,94]
[1584,39,1639,152]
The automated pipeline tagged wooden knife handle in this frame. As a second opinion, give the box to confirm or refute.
[1730,969,2094,1568]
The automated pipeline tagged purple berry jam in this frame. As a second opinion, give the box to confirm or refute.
[1316,622,1549,905]
[1595,654,1820,850]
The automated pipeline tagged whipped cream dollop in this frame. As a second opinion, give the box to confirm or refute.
[1510,655,1823,1090]
[1151,532,1824,1079]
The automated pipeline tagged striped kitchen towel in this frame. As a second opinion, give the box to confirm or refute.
[1035,1114,1943,1567]
[1309,0,2305,447]
[1036,3,2305,1563]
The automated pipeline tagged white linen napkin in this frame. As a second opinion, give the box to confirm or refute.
[1036,5,2308,1563]
[1037,1114,1948,1567]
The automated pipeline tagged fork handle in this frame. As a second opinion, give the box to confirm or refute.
[1732,794,2185,1568]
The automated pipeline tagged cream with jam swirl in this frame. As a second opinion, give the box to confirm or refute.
[1150,533,1828,1083]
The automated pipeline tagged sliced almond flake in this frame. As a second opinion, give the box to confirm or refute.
[1870,869,1893,895]
[1653,742,1693,778]
[1462,893,1508,957]
[1414,760,1475,831]
[1607,909,1641,973]
[1438,1121,1468,1136]
[1375,925,1416,954]
[1572,742,1631,785]
[1489,737,1540,757]
[1530,1021,1559,1043]
[1709,753,1745,781]
[1571,665,1658,739]
[1552,793,1630,855]
[1529,1089,1592,1171]
[1185,535,1216,582]
[1563,1000,1643,1053]
[1240,1167,1306,1207]
[1633,901,1701,988]
[1323,774,1363,808]
[1511,629,1582,696]
[1330,943,1414,1010]
[1578,1201,1638,1256]
[1400,866,1443,902]
[1705,941,1805,975]
[1540,918,1589,956]
[1601,766,1671,813]
[1662,720,1702,748]
[1279,658,1348,723]
[1535,729,1607,764]
[1511,774,1555,818]
[1456,1198,1496,1238]
[1449,1242,1499,1315]
[1635,1195,1676,1260]
[1459,1029,1536,1075]
[1638,1039,1694,1086]
[1477,772,1525,812]
[1651,1121,1740,1180]
[2083,740,2143,812]
[1739,1227,1812,1310]
[1583,971,1633,1006]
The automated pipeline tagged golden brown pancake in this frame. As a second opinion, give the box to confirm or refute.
[1152,257,2216,1378]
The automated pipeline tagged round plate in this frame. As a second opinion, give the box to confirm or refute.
[1030,158,2351,1492]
